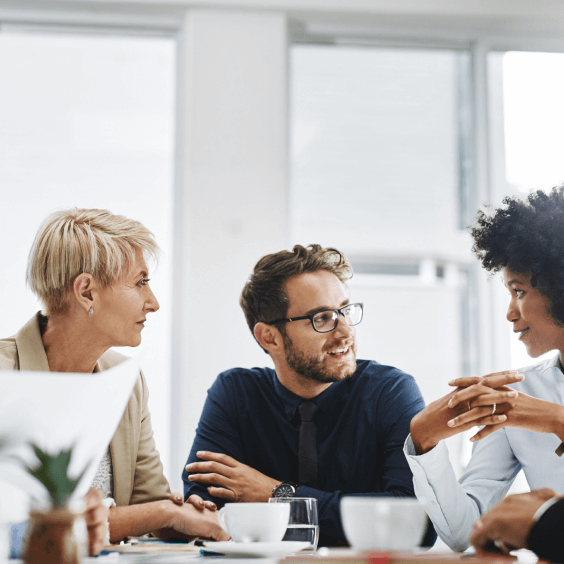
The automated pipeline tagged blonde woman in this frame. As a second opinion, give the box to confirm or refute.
[0,208,228,545]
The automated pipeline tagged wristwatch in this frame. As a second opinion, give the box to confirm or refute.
[271,481,299,498]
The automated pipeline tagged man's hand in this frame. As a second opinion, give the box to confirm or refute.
[185,451,279,502]
[470,489,561,556]
[84,488,109,556]
[410,370,521,455]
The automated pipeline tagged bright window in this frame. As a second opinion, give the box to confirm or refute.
[0,31,175,480]
[290,45,474,412]
[489,51,564,370]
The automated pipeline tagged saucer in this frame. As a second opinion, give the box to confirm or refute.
[202,541,312,558]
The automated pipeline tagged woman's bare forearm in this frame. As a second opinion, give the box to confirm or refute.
[108,500,173,543]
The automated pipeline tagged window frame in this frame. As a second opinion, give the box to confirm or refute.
[4,1,564,489]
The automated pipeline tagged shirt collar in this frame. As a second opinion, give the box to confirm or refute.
[14,312,50,372]
[547,353,562,372]
[272,371,350,421]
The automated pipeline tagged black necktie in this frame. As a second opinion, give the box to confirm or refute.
[298,401,319,486]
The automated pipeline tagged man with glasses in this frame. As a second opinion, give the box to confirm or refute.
[182,245,433,546]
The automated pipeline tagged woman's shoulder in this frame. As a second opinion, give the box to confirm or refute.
[98,348,130,370]
[0,336,18,370]
[518,355,559,376]
[98,349,145,397]
[512,355,561,396]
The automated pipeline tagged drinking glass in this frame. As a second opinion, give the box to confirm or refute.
[268,497,319,550]
[0,522,10,559]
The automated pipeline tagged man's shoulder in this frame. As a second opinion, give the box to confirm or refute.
[354,359,415,383]
[215,366,276,387]
[206,366,277,407]
[352,359,422,398]
[351,360,424,418]
[0,337,18,370]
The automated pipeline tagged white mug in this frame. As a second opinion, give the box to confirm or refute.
[340,497,427,551]
[217,503,290,543]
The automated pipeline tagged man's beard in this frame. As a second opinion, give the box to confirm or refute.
[282,332,357,384]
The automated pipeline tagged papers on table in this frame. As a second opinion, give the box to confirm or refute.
[0,358,139,520]
[103,542,201,554]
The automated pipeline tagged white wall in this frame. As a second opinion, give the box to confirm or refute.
[170,9,289,491]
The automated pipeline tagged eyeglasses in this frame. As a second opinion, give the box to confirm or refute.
[270,303,363,334]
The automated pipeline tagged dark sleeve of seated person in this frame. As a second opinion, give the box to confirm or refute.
[182,366,436,548]
[528,497,564,563]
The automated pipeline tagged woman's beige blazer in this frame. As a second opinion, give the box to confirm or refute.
[0,313,171,507]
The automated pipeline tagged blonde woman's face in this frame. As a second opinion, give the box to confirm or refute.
[93,249,159,348]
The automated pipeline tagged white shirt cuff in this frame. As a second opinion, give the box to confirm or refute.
[532,495,562,523]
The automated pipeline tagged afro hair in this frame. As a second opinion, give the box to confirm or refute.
[470,185,564,325]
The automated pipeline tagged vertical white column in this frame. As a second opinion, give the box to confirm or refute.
[170,9,289,492]
[471,40,511,374]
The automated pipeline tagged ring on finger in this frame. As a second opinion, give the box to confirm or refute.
[494,539,509,553]
[491,403,497,416]
[468,401,472,411]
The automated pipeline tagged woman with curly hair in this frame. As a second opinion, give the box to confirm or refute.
[404,186,564,552]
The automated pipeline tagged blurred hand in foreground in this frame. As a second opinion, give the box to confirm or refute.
[84,488,109,556]
[470,489,561,556]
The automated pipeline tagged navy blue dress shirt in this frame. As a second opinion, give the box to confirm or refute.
[182,359,427,545]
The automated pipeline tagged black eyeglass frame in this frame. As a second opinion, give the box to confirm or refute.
[269,302,364,334]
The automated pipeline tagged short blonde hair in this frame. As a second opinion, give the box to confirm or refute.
[27,208,160,315]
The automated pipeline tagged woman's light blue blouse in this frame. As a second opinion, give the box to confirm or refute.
[404,354,564,551]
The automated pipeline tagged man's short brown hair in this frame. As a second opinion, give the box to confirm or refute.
[240,244,353,352]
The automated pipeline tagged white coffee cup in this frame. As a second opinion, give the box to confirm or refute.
[217,503,290,543]
[340,497,427,551]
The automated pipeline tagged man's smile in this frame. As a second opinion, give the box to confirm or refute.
[327,346,351,357]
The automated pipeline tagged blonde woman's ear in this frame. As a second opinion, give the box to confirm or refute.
[72,273,96,315]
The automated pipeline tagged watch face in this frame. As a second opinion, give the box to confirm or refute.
[275,484,295,498]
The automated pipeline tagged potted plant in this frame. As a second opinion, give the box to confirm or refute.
[22,445,87,564]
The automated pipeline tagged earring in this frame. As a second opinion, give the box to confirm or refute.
[88,307,93,316]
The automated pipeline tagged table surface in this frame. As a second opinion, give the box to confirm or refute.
[0,547,541,564]
[0,538,541,564]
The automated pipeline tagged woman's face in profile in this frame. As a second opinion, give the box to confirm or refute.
[503,267,564,358]
[92,249,160,348]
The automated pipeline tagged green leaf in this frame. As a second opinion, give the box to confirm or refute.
[24,444,89,508]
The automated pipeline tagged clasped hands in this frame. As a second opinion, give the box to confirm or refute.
[152,491,228,542]
[410,370,563,455]
[185,451,279,503]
